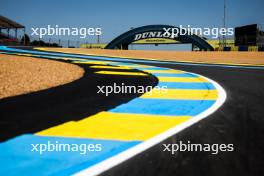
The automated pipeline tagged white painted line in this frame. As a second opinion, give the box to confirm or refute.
[73,68,226,176]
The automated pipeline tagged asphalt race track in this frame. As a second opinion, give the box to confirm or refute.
[0,47,264,176]
[103,62,264,176]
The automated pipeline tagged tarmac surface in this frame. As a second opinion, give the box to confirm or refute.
[103,62,264,176]
[0,47,263,176]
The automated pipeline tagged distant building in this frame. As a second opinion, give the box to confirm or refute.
[235,24,264,47]
[0,15,25,45]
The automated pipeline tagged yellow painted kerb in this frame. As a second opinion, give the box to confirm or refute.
[36,112,191,141]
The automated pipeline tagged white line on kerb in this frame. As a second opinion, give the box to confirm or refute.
[73,70,227,176]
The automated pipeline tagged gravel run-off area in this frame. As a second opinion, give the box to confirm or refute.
[0,54,84,99]
[37,48,264,65]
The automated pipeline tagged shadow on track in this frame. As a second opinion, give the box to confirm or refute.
[0,61,158,142]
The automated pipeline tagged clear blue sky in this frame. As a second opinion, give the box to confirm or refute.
[1,0,264,43]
